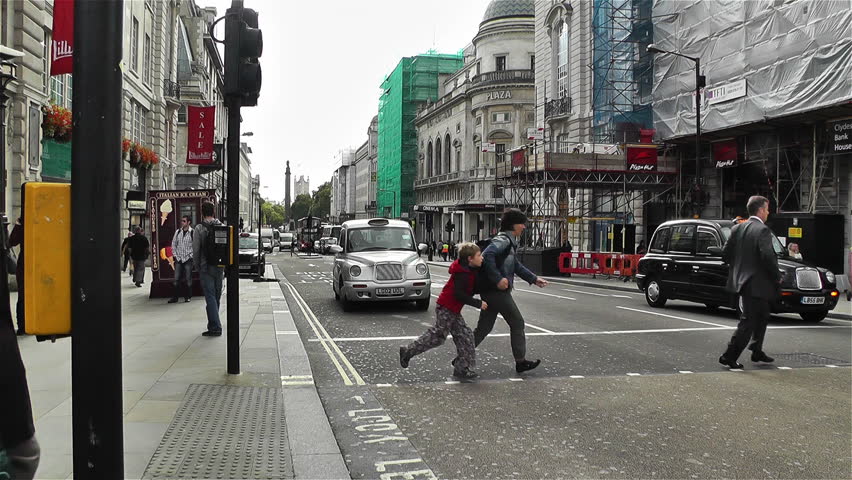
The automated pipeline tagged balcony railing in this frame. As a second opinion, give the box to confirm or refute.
[164,79,181,100]
[414,171,461,187]
[471,69,534,87]
[544,97,572,119]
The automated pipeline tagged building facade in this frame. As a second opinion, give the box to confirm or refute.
[330,147,356,223]
[353,115,379,219]
[414,0,536,244]
[294,175,310,198]
[238,142,254,226]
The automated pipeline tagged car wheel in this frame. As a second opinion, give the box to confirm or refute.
[800,311,827,323]
[644,278,667,307]
[415,298,430,311]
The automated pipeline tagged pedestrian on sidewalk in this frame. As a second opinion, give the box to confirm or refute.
[472,208,548,374]
[441,241,449,262]
[127,226,150,287]
[400,242,486,379]
[1,226,40,479]
[169,215,194,304]
[8,218,25,335]
[193,202,224,337]
[121,230,133,276]
[719,195,780,369]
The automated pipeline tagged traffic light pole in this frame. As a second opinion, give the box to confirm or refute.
[70,0,125,477]
[226,96,240,375]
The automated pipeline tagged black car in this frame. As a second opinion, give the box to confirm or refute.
[237,232,266,276]
[635,219,839,322]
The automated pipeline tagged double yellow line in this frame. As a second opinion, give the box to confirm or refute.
[283,282,365,386]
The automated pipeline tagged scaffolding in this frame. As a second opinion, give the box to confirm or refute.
[377,52,463,218]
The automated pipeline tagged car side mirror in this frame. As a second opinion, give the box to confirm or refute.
[707,246,723,256]
[418,243,429,253]
[329,245,343,254]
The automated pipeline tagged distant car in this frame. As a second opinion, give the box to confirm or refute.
[635,219,840,322]
[280,232,295,251]
[260,227,277,252]
[237,232,266,276]
[330,218,431,312]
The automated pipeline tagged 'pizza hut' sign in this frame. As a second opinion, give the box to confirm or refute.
[626,145,657,172]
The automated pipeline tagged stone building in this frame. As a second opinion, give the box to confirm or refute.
[353,115,379,219]
[330,147,355,223]
[413,0,536,243]
[294,175,310,198]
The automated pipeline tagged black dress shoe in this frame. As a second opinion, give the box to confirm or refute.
[184,298,191,303]
[516,359,541,374]
[719,355,744,369]
[751,351,774,363]
[202,330,222,337]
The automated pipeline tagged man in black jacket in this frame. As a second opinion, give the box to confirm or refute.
[127,226,150,287]
[719,196,781,369]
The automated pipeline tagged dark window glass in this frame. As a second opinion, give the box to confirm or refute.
[696,229,720,254]
[650,227,670,253]
[669,225,695,253]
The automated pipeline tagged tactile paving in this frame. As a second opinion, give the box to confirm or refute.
[143,384,293,479]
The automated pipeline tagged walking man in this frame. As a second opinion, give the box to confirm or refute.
[193,202,224,337]
[8,217,25,335]
[169,215,194,304]
[127,226,150,287]
[719,195,781,369]
[472,208,548,374]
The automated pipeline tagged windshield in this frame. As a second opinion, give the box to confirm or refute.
[239,236,259,249]
[347,227,415,253]
[281,234,293,242]
[771,234,785,256]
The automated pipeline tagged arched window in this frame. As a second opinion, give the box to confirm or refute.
[435,138,442,176]
[555,21,569,98]
[444,134,451,173]
[427,141,433,177]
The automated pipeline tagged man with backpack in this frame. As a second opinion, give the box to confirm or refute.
[169,215,194,304]
[127,226,150,287]
[473,208,549,374]
[192,202,223,337]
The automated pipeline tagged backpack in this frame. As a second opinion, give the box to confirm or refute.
[202,222,220,266]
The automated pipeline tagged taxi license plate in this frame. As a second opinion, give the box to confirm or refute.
[239,264,253,270]
[376,287,404,297]
[801,296,825,305]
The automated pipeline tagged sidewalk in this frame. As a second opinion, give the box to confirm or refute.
[14,266,348,480]
[426,260,852,320]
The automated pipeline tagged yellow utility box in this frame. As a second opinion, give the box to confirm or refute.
[23,183,71,335]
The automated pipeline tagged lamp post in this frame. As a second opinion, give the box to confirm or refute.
[377,188,396,219]
[647,44,705,196]
[0,48,23,214]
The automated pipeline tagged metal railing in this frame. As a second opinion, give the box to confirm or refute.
[471,69,534,87]
[544,97,571,119]
[163,79,181,99]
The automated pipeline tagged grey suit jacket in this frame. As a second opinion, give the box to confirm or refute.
[724,218,781,300]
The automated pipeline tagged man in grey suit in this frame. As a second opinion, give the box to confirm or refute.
[719,196,781,369]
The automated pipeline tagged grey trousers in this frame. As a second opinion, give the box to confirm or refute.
[405,305,476,372]
[132,260,146,284]
[475,290,527,361]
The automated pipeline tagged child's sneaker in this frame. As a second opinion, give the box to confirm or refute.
[453,369,479,380]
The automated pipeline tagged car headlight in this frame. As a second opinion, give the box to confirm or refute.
[825,270,835,284]
[415,263,428,276]
[349,265,361,277]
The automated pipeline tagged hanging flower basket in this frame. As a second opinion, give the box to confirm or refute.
[129,143,142,167]
[122,138,131,160]
[42,104,72,143]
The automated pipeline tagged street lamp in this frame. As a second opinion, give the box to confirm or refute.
[377,188,396,219]
[0,46,23,214]
[647,44,706,196]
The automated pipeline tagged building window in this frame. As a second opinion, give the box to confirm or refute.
[492,112,511,124]
[43,32,51,94]
[476,116,482,126]
[495,143,506,165]
[496,55,507,72]
[178,105,187,124]
[475,143,481,167]
[131,17,140,72]
[132,101,148,144]
[50,75,65,107]
[556,21,569,98]
[444,134,451,173]
[143,34,152,85]
[530,55,535,70]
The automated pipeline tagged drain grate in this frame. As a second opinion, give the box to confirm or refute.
[773,353,850,366]
[143,384,293,480]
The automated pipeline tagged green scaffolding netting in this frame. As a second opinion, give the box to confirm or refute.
[377,53,463,218]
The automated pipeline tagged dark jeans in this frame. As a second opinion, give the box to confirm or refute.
[475,290,527,361]
[172,260,193,299]
[132,260,146,284]
[15,272,24,333]
[723,285,771,360]
[0,329,36,451]
[200,265,224,332]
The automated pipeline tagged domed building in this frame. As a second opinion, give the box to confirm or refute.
[413,0,535,244]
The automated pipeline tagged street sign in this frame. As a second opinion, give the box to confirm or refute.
[481,142,496,153]
[527,127,544,141]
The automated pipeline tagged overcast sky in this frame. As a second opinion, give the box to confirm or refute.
[206,0,492,202]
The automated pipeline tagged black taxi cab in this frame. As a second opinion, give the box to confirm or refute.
[635,219,840,322]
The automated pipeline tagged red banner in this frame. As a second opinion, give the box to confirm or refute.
[51,0,74,76]
[186,106,216,165]
[712,139,737,168]
[626,145,657,171]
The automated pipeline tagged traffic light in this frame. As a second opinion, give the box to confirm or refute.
[224,1,262,106]
[444,221,455,233]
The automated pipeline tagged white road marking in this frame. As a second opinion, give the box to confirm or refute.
[569,375,585,379]
[508,378,524,382]
[679,370,693,374]
[351,395,366,404]
[825,364,839,368]
[611,294,633,298]
[376,383,393,387]
[563,288,609,297]
[273,310,290,314]
[444,380,461,385]
[626,372,641,376]
[275,331,299,335]
[777,367,792,370]
[616,306,731,328]
[526,323,555,334]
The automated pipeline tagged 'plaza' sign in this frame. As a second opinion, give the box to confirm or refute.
[485,90,512,101]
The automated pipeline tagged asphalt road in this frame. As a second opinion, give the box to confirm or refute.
[270,250,851,479]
